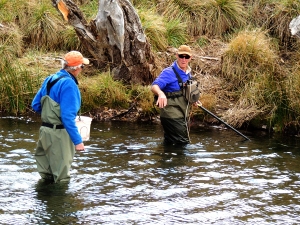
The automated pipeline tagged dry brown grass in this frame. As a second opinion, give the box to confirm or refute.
[207,29,287,128]
[158,0,248,37]
[200,0,248,37]
[266,0,300,49]
[23,1,66,50]
[222,29,279,89]
[285,64,300,117]
[221,104,269,128]
[1,0,300,131]
[157,0,204,36]
[0,23,23,70]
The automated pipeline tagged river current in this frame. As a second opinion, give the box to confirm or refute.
[0,116,299,224]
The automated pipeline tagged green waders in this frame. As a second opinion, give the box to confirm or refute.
[35,95,75,183]
[160,95,191,144]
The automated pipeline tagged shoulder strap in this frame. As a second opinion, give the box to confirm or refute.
[46,76,68,95]
[172,66,183,88]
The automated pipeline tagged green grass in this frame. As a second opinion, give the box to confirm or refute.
[137,7,168,51]
[24,1,65,50]
[0,60,38,114]
[1,0,300,133]
[129,85,157,116]
[80,72,130,111]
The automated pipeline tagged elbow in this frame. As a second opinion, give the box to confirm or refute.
[151,84,159,94]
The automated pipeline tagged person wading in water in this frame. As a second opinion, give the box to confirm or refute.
[151,45,199,145]
[32,51,89,183]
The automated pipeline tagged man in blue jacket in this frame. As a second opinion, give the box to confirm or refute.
[32,51,89,183]
[151,45,193,145]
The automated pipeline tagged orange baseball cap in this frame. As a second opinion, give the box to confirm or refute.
[64,51,89,67]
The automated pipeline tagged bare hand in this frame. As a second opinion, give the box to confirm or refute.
[195,100,202,107]
[75,143,85,151]
[156,94,167,108]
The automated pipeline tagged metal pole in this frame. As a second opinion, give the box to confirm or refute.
[198,105,250,141]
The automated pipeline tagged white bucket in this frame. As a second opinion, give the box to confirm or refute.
[75,116,92,141]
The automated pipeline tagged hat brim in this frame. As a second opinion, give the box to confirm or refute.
[82,58,90,65]
[177,51,192,56]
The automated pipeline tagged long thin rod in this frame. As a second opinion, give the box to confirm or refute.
[199,105,250,141]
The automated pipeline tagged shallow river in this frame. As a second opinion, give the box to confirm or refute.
[0,116,300,225]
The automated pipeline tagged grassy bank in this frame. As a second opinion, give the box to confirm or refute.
[1,0,300,134]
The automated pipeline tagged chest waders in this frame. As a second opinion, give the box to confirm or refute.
[160,67,192,145]
[35,76,75,183]
[160,95,191,144]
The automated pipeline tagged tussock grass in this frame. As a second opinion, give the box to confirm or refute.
[80,0,99,21]
[130,85,157,116]
[247,0,270,27]
[137,7,168,51]
[24,1,65,50]
[80,74,157,116]
[266,0,300,49]
[0,0,24,23]
[158,0,247,37]
[221,29,287,128]
[157,0,204,36]
[221,75,279,128]
[0,60,37,114]
[60,26,81,51]
[200,0,248,37]
[132,0,157,8]
[165,17,188,47]
[137,3,188,50]
[285,65,300,119]
[0,23,23,68]
[79,72,130,111]
[222,29,279,89]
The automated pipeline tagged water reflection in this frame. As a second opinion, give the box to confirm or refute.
[0,117,300,224]
[34,180,80,224]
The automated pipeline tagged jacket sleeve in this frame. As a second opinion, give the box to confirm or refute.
[59,79,83,145]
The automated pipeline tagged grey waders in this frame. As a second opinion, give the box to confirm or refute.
[35,76,75,183]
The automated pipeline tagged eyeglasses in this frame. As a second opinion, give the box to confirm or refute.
[178,54,191,59]
[81,65,84,69]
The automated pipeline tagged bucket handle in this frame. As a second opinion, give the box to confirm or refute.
[78,110,82,121]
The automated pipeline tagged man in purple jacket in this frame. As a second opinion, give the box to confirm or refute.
[32,51,89,183]
[151,45,193,145]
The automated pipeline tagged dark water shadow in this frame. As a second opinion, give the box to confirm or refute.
[34,179,80,224]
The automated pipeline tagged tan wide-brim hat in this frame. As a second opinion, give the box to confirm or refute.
[177,45,192,56]
[64,51,90,67]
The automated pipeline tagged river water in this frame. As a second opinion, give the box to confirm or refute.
[0,116,300,225]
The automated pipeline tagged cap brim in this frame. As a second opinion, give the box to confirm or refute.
[178,51,192,56]
[82,58,90,65]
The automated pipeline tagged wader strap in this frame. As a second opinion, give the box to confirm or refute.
[172,66,184,88]
[172,66,193,85]
[46,76,68,95]
[44,75,68,124]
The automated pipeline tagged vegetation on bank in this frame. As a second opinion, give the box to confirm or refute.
[1,0,300,134]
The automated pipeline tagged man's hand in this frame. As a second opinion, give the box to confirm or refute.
[151,85,168,108]
[75,143,85,151]
[156,93,167,108]
[195,100,202,107]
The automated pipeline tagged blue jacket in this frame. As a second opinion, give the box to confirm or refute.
[32,69,82,145]
[152,61,191,93]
